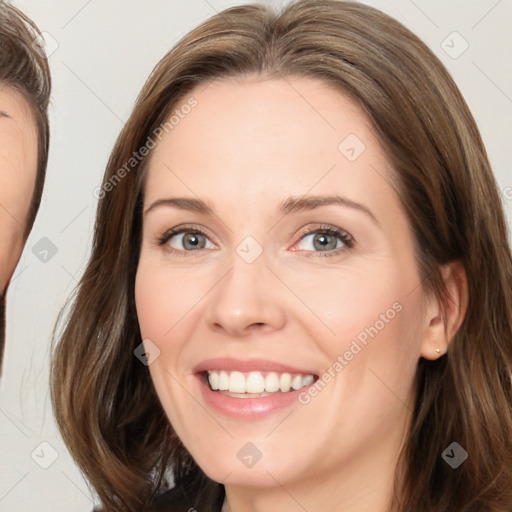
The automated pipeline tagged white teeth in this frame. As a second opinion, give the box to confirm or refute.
[279,373,292,392]
[302,374,314,386]
[206,370,315,394]
[246,372,265,393]
[291,375,303,390]
[209,371,219,390]
[229,371,246,393]
[265,372,280,392]
[218,370,229,391]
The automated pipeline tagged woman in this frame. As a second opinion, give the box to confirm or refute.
[51,1,512,511]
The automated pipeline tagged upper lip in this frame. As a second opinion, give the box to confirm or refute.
[192,357,318,375]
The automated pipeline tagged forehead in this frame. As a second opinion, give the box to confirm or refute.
[0,86,38,158]
[0,86,38,163]
[0,85,36,124]
[144,76,397,216]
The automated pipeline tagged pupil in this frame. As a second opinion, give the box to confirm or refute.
[314,233,336,251]
[184,233,205,249]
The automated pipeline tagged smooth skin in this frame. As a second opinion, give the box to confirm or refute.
[135,76,467,512]
[0,86,38,295]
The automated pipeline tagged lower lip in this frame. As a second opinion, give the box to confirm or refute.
[196,374,311,419]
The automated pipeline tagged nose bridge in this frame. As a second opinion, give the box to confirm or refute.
[204,247,286,336]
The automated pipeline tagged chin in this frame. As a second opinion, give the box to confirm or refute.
[182,433,304,488]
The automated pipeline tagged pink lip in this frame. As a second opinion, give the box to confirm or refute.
[192,358,318,420]
[192,357,315,375]
[195,374,312,419]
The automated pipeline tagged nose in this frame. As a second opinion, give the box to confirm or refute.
[204,255,287,338]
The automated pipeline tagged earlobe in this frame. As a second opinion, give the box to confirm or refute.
[420,261,468,360]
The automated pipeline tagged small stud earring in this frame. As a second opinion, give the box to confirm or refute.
[436,348,441,354]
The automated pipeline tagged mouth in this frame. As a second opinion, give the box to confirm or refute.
[193,358,319,418]
[202,370,316,398]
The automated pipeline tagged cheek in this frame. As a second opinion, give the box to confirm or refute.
[293,264,415,343]
[290,260,424,395]
[135,264,216,455]
[134,259,210,360]
[0,134,38,290]
[0,175,32,292]
[135,263,179,353]
[0,128,38,218]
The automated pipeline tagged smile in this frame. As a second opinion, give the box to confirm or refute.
[207,370,315,396]
[193,358,319,418]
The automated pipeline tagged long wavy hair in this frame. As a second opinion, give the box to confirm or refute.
[51,1,512,510]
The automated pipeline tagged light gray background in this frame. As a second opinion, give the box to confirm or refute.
[0,0,511,510]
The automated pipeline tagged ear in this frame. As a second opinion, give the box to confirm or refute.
[420,261,468,360]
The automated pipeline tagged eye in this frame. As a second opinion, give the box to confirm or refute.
[293,225,354,255]
[158,226,215,253]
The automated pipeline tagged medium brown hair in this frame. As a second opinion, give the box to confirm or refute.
[0,1,51,368]
[51,1,512,510]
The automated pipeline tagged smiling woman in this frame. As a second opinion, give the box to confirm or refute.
[50,1,512,511]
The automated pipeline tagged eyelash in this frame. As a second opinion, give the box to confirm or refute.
[296,224,354,257]
[157,223,355,258]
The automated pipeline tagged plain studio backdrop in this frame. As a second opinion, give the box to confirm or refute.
[0,0,511,510]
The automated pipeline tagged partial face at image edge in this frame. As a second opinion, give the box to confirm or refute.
[0,87,39,368]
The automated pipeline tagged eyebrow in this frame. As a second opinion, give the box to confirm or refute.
[278,195,379,225]
[144,197,214,216]
[144,194,379,226]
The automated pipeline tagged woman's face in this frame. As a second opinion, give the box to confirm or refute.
[135,77,431,494]
[0,87,38,294]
